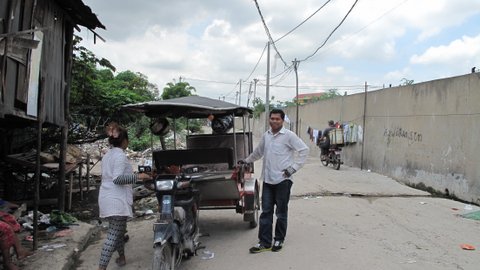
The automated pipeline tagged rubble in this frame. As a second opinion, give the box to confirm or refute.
[134,196,158,217]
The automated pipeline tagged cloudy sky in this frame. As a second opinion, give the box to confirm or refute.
[79,0,480,105]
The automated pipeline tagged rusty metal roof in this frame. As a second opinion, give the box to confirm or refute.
[54,0,105,30]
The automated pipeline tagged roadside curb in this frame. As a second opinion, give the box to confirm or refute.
[22,221,101,270]
[67,223,101,270]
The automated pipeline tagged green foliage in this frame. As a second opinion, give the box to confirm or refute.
[274,100,296,108]
[252,97,276,118]
[400,78,414,86]
[116,71,159,99]
[161,78,201,135]
[318,89,341,100]
[70,35,158,144]
[127,116,159,151]
[161,78,196,100]
[252,98,265,118]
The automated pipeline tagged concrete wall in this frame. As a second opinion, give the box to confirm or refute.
[254,73,480,203]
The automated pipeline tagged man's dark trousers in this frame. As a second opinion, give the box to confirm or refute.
[258,179,293,247]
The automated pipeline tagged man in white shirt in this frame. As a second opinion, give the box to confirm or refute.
[243,109,309,253]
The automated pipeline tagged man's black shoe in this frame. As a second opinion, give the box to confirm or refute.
[249,243,271,253]
[272,240,283,252]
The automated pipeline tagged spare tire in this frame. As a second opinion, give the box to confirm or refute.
[211,115,234,134]
[150,118,170,136]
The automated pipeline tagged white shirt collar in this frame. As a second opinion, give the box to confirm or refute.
[268,126,287,135]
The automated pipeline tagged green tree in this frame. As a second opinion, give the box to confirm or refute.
[159,78,201,149]
[252,98,264,118]
[116,71,159,100]
[252,97,276,118]
[161,78,196,100]
[70,35,157,145]
[318,89,341,100]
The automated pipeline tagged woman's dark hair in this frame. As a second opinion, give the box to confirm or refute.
[269,108,285,120]
[106,122,128,147]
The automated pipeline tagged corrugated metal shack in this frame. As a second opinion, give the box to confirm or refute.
[0,0,104,249]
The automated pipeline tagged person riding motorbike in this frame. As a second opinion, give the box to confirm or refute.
[319,120,336,161]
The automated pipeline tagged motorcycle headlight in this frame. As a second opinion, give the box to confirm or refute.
[155,180,175,191]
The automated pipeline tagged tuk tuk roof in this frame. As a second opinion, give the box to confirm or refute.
[123,96,253,118]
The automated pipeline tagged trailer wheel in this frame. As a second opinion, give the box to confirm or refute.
[249,183,260,228]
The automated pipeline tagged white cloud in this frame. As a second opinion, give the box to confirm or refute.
[410,35,480,65]
[79,0,480,102]
[326,66,344,75]
[204,20,231,39]
[384,68,411,83]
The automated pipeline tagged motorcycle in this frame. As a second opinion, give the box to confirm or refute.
[320,145,343,170]
[146,173,201,270]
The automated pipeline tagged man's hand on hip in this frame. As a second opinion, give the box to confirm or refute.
[282,166,296,178]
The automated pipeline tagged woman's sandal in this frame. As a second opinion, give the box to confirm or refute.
[115,257,126,266]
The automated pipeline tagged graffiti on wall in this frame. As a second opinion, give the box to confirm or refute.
[384,127,422,144]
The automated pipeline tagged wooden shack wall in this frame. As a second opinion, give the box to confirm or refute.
[0,0,67,127]
[0,0,35,119]
[36,0,66,126]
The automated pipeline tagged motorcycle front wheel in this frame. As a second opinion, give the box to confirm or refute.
[152,242,175,270]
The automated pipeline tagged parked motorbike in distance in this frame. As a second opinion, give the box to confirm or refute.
[143,170,201,270]
[320,145,343,170]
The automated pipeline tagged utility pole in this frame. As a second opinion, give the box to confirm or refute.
[239,79,242,106]
[265,41,271,131]
[293,58,299,135]
[253,78,258,101]
[246,82,253,107]
[361,81,368,170]
[235,91,239,105]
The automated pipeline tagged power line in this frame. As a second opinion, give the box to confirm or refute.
[253,0,288,67]
[271,67,294,86]
[301,0,359,62]
[244,43,268,82]
[224,80,240,98]
[183,77,238,85]
[257,82,383,90]
[269,64,294,80]
[313,0,409,59]
[275,0,332,43]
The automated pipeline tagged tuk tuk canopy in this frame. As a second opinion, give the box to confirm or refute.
[123,96,252,118]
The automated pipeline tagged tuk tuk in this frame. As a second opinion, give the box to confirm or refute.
[123,95,260,228]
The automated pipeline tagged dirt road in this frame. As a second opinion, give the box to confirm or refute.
[76,158,480,270]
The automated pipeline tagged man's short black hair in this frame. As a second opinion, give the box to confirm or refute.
[270,108,285,120]
[328,120,334,126]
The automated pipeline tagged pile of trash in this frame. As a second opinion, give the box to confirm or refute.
[0,199,80,245]
[18,210,79,241]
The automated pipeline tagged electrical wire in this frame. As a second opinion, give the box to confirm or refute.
[275,0,332,43]
[257,82,383,91]
[270,64,294,80]
[313,0,409,59]
[301,0,359,62]
[244,43,268,82]
[224,80,240,99]
[271,67,294,86]
[253,0,288,67]
[184,77,239,85]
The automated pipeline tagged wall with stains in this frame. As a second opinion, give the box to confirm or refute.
[255,73,480,203]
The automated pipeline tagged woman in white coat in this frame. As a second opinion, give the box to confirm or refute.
[97,123,151,270]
